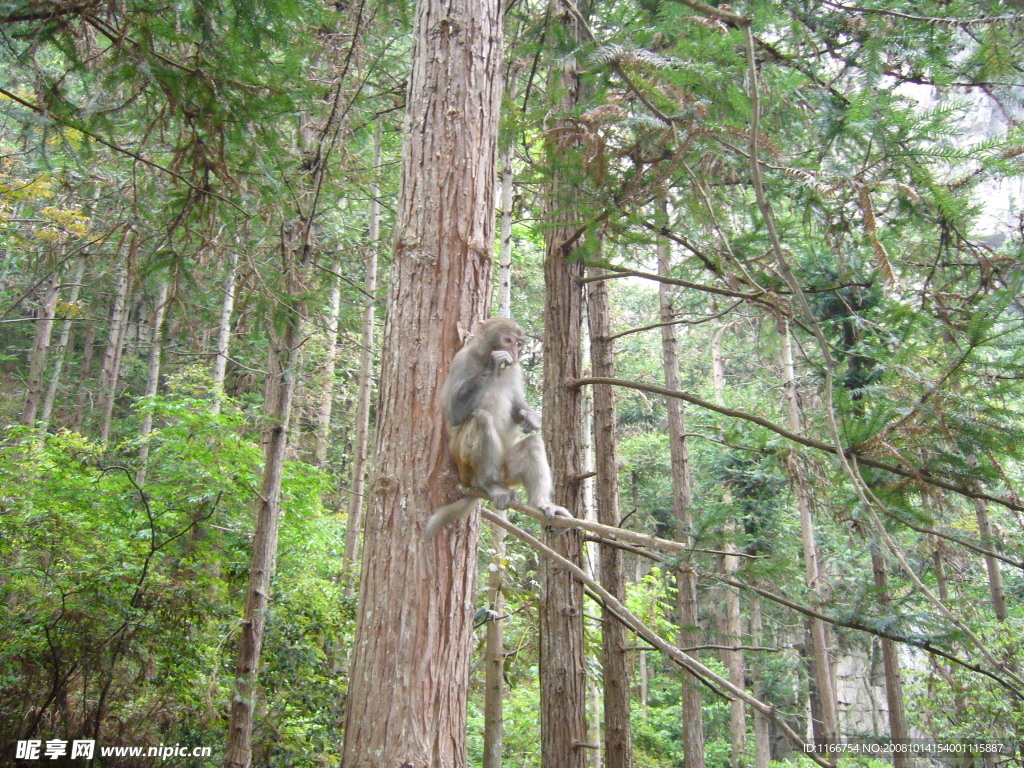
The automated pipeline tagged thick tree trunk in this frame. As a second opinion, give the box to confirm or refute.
[342,128,381,584]
[136,277,171,485]
[780,320,838,745]
[340,0,503,764]
[211,247,239,415]
[658,206,705,768]
[539,4,588,768]
[40,257,86,430]
[587,267,632,768]
[22,273,61,426]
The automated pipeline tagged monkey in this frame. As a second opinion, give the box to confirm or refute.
[424,317,572,538]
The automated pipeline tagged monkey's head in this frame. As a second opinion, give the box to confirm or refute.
[474,317,526,363]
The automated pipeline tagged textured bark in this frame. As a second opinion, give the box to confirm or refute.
[750,597,771,768]
[21,273,60,426]
[658,206,705,768]
[539,4,588,767]
[224,301,303,768]
[780,320,838,744]
[340,0,503,765]
[973,497,1008,621]
[342,128,381,584]
[587,268,632,768]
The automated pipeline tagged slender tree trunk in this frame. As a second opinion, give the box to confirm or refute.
[635,559,650,719]
[40,258,86,430]
[870,548,910,766]
[313,261,342,466]
[658,203,705,768]
[712,321,746,768]
[22,273,61,425]
[496,71,519,319]
[972,496,1008,620]
[70,323,96,432]
[750,597,771,768]
[211,247,239,415]
[483,510,507,768]
[587,266,632,768]
[224,278,304,768]
[342,127,382,584]
[780,320,838,745]
[98,240,135,443]
[340,0,503,764]
[540,4,588,767]
[136,276,171,485]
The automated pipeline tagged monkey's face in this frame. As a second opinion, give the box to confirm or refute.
[493,327,525,362]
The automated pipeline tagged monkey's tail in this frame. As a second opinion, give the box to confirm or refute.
[423,496,479,539]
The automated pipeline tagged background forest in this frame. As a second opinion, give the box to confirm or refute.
[1,0,1022,767]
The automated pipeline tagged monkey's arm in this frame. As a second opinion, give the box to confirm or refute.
[446,356,492,427]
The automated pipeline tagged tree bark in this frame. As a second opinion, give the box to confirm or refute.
[340,0,504,764]
[342,127,381,585]
[539,4,588,768]
[658,202,705,768]
[224,285,304,768]
[587,267,633,768]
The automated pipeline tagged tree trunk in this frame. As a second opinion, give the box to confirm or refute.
[496,70,519,320]
[22,272,61,426]
[972,497,1008,621]
[342,128,381,585]
[211,247,239,415]
[780,319,838,745]
[712,321,746,768]
[70,323,96,432]
[136,276,171,485]
[587,267,633,768]
[750,597,771,768]
[482,508,507,768]
[340,0,503,764]
[98,240,135,443]
[313,261,342,467]
[870,548,910,766]
[658,204,705,768]
[539,4,588,768]
[40,257,86,430]
[224,283,305,768]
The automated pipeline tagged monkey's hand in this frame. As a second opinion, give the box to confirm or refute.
[516,407,541,433]
[490,349,514,370]
[484,482,516,510]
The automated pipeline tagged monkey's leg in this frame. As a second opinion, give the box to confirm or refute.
[504,434,571,522]
[456,409,516,509]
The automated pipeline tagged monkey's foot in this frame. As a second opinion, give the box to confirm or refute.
[537,503,572,534]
